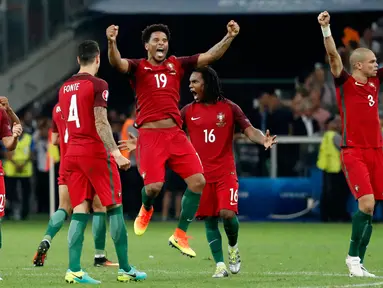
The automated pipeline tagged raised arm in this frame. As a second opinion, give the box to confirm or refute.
[318,11,343,77]
[0,97,20,125]
[197,20,240,68]
[107,25,130,73]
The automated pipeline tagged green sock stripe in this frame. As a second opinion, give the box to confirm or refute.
[72,213,90,222]
[107,205,123,216]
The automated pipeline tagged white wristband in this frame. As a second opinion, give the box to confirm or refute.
[321,25,331,38]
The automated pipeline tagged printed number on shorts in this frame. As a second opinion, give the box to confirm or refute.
[203,129,216,143]
[0,194,5,212]
[230,188,238,205]
[68,94,80,128]
[368,95,375,107]
[154,73,167,88]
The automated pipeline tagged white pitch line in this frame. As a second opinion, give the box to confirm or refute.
[298,281,383,288]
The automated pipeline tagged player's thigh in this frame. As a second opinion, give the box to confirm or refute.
[0,176,6,218]
[196,183,218,218]
[370,149,383,200]
[66,156,94,208]
[216,173,239,214]
[168,131,204,179]
[341,149,373,200]
[85,157,122,207]
[137,130,167,185]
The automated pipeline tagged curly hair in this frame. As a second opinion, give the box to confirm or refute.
[141,24,171,44]
[194,66,224,103]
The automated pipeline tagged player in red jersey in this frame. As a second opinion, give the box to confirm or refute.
[118,66,276,278]
[58,40,146,284]
[32,103,118,268]
[319,11,383,278]
[0,97,22,281]
[107,20,240,257]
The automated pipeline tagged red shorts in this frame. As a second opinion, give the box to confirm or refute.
[58,159,68,186]
[341,148,383,200]
[0,176,5,218]
[137,126,203,185]
[65,156,122,208]
[196,173,239,218]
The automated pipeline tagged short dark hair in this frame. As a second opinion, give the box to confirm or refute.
[194,66,224,103]
[77,40,100,66]
[141,24,171,44]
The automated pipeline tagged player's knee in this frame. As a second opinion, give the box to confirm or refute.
[73,200,91,213]
[145,182,163,197]
[219,209,235,220]
[59,203,72,215]
[186,173,206,193]
[358,194,375,215]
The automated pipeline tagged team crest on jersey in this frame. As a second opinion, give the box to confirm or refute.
[216,112,226,127]
[167,62,176,75]
[369,82,376,91]
[102,90,109,101]
[55,106,61,113]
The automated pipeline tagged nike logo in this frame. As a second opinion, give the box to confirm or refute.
[191,117,200,121]
[187,218,194,222]
[128,273,137,278]
[144,67,152,70]
[355,82,364,86]
[72,273,82,280]
[208,239,218,245]
[230,202,237,206]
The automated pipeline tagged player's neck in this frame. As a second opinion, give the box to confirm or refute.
[352,71,368,84]
[78,67,96,76]
[147,55,164,66]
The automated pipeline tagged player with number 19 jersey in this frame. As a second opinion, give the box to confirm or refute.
[58,73,122,208]
[335,68,383,200]
[181,99,251,217]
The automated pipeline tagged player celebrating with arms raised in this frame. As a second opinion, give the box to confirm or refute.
[319,11,383,277]
[59,40,146,284]
[107,20,239,257]
[118,66,276,277]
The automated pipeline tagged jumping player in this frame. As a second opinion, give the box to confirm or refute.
[319,11,383,277]
[118,66,276,278]
[107,20,240,258]
[0,96,23,280]
[32,103,118,268]
[59,40,146,284]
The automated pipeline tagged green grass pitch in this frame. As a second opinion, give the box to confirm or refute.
[1,219,383,287]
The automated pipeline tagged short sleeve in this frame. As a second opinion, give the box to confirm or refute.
[177,54,200,71]
[125,59,141,75]
[52,118,58,133]
[180,104,190,131]
[0,109,12,139]
[93,79,109,108]
[333,69,350,87]
[230,101,251,132]
[378,67,383,83]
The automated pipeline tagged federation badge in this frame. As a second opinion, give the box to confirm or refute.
[102,90,109,101]
[216,112,226,127]
[167,62,176,75]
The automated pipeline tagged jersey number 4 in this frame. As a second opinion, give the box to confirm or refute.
[154,73,167,88]
[64,94,81,143]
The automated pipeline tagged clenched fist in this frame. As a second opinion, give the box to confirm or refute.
[318,11,330,27]
[227,20,240,38]
[106,25,119,42]
[12,123,22,138]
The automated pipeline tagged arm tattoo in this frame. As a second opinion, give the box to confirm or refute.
[207,34,234,61]
[94,107,118,152]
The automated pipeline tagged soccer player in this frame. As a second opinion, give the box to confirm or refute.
[319,11,383,277]
[107,20,240,257]
[0,97,23,280]
[118,66,276,278]
[59,40,146,284]
[32,103,117,268]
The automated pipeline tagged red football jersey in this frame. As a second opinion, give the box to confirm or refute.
[335,68,383,148]
[0,109,12,174]
[181,99,251,182]
[52,103,68,157]
[127,55,199,128]
[58,73,109,159]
